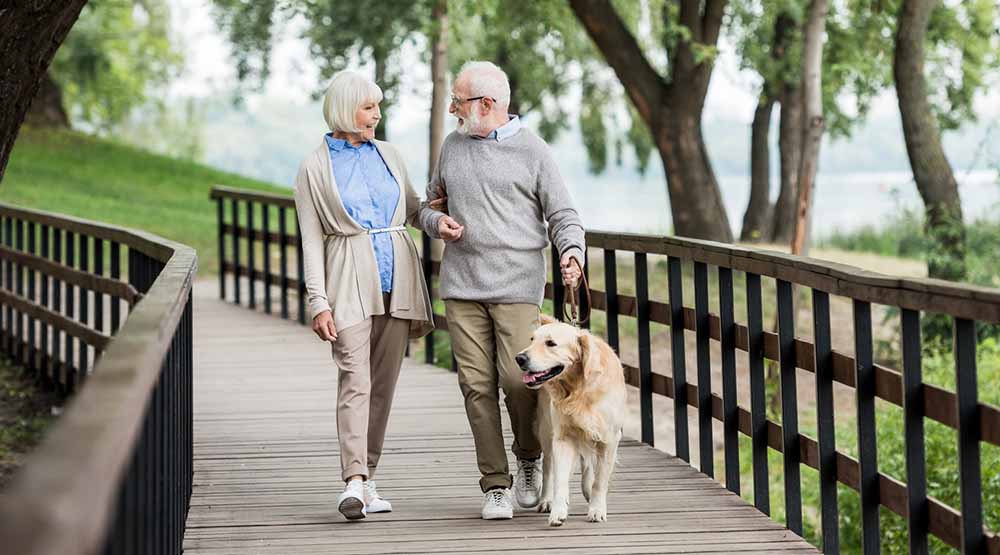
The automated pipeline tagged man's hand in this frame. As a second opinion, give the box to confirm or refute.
[312,310,338,342]
[560,253,582,288]
[438,215,464,242]
[427,185,448,214]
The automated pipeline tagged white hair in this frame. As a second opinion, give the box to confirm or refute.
[322,70,383,133]
[457,61,511,111]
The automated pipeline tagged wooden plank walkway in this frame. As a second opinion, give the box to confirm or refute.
[184,283,818,554]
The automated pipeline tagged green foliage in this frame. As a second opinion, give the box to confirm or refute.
[837,338,1000,554]
[729,0,892,139]
[211,0,428,125]
[736,338,1000,554]
[52,0,181,131]
[452,0,658,176]
[450,0,585,136]
[579,81,610,174]
[3,128,287,276]
[924,0,1000,131]
[819,195,1000,292]
[295,0,429,112]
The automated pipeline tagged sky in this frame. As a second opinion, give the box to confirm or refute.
[164,0,1000,235]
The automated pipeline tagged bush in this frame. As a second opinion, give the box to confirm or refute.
[835,338,1000,554]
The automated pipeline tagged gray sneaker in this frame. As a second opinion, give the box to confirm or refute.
[514,458,542,508]
[481,488,514,520]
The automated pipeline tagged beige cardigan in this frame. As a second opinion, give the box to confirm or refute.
[293,139,434,339]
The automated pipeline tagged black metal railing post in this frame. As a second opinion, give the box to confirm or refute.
[812,289,839,554]
[853,299,880,554]
[667,256,689,461]
[603,249,619,353]
[746,272,769,514]
[718,267,739,495]
[635,252,652,446]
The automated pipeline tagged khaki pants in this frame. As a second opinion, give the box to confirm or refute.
[332,293,409,482]
[445,300,541,492]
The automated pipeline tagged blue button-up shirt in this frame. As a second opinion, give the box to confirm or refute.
[325,134,400,293]
[481,115,522,141]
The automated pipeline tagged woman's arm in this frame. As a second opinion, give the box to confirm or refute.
[292,161,334,322]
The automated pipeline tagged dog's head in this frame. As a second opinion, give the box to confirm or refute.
[515,314,597,390]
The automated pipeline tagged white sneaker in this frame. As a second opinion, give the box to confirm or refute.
[337,479,366,520]
[481,488,514,520]
[514,458,542,508]
[363,480,392,513]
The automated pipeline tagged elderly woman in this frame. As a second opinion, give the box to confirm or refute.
[293,70,434,521]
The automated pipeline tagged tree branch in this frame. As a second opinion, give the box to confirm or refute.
[568,0,666,124]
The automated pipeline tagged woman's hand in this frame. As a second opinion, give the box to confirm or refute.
[312,310,338,342]
[427,185,449,214]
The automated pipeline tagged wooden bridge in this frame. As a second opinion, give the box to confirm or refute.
[0,188,998,554]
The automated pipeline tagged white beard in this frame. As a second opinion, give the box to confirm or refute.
[457,107,484,136]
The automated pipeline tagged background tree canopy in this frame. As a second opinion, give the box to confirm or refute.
[47,0,181,131]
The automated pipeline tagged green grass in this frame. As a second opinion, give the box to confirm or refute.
[2,127,291,275]
[0,355,60,489]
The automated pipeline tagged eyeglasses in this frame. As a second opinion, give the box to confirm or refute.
[450,95,495,105]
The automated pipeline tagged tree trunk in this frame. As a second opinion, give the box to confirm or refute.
[428,0,448,181]
[373,50,389,141]
[791,0,829,256]
[894,0,966,282]
[568,0,733,242]
[25,71,71,129]
[740,94,774,242]
[656,110,734,241]
[427,0,448,263]
[0,1,88,181]
[771,82,803,243]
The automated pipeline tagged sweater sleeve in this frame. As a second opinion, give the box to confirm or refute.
[536,143,586,267]
[418,142,447,238]
[292,159,332,321]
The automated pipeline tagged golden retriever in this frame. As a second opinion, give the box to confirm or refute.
[514,315,626,526]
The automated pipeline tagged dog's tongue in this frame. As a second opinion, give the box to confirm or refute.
[522,372,537,385]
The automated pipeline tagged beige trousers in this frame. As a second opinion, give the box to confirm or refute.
[332,293,409,482]
[444,300,541,492]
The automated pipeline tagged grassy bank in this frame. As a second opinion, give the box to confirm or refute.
[0,357,60,489]
[819,206,1000,289]
[2,127,290,275]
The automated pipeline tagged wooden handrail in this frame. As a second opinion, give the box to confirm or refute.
[0,203,197,555]
[586,231,1000,323]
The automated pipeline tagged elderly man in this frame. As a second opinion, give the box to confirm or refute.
[419,61,585,520]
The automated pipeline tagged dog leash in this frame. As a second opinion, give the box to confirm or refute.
[563,258,591,327]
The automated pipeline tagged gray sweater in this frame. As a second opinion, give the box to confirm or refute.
[419,127,585,305]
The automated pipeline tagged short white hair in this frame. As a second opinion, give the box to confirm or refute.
[322,70,383,133]
[457,61,511,111]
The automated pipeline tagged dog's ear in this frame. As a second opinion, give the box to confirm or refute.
[577,331,602,381]
[539,313,556,326]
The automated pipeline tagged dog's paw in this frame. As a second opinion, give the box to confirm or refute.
[586,505,607,523]
[548,504,568,527]
[537,498,552,513]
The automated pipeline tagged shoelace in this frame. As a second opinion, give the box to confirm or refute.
[487,489,507,506]
[364,481,381,499]
[519,461,537,488]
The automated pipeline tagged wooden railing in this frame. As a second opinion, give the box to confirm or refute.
[0,203,196,555]
[211,185,1000,554]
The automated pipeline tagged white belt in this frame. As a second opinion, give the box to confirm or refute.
[364,225,405,235]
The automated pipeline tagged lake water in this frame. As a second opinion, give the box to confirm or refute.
[567,169,1000,238]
